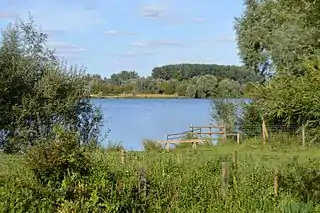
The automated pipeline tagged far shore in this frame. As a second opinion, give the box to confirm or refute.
[89,93,188,99]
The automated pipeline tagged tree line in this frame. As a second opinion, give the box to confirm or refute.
[234,0,320,143]
[86,64,263,98]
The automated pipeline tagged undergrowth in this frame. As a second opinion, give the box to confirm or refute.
[0,131,320,212]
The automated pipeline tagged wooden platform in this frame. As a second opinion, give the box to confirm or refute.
[157,139,205,144]
[158,124,240,151]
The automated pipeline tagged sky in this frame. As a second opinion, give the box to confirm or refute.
[0,0,244,78]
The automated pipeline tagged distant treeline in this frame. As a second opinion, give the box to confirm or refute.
[86,64,264,98]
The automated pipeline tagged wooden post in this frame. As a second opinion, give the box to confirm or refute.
[262,116,269,144]
[209,126,212,138]
[165,142,170,152]
[138,165,147,199]
[262,117,266,144]
[221,162,229,198]
[232,151,238,170]
[232,151,238,191]
[192,142,197,150]
[274,167,279,196]
[223,126,227,142]
[120,149,125,164]
[236,132,240,144]
[302,124,306,147]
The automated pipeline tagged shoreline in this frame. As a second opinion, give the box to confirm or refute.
[89,94,189,99]
[89,94,252,100]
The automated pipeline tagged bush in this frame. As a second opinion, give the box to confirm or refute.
[25,125,93,186]
[105,141,124,152]
[0,17,102,153]
[143,139,163,152]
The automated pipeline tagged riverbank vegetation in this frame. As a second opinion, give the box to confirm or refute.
[86,65,263,98]
[1,0,320,211]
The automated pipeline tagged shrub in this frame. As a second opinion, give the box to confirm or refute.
[26,125,93,186]
[105,141,124,152]
[143,139,163,152]
[0,16,102,153]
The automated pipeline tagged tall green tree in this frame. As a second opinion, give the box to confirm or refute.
[0,17,102,153]
[235,0,320,143]
[235,0,320,78]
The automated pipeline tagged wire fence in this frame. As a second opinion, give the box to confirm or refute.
[238,125,304,144]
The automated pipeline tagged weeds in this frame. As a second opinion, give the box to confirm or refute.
[0,138,320,212]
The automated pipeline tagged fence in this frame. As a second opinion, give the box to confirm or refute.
[156,123,310,152]
[239,124,305,145]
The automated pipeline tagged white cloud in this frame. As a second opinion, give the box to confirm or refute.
[0,11,16,19]
[4,1,105,32]
[201,36,236,43]
[131,41,149,47]
[109,50,155,57]
[104,30,136,36]
[141,5,163,18]
[140,2,207,25]
[131,39,183,47]
[214,36,235,42]
[191,17,207,23]
[48,41,86,57]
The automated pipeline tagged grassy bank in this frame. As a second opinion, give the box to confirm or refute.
[1,140,320,212]
[90,93,187,99]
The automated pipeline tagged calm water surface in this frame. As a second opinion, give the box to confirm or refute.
[93,98,248,150]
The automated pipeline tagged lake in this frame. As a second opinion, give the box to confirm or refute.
[93,98,249,150]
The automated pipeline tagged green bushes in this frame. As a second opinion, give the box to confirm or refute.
[1,142,320,212]
[0,17,102,153]
[26,125,93,186]
[142,139,163,152]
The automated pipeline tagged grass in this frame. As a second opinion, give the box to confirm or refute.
[90,93,187,99]
[0,139,320,212]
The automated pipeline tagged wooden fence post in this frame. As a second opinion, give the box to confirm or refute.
[192,142,197,150]
[232,151,238,191]
[233,150,238,170]
[221,162,229,198]
[138,165,147,199]
[302,124,306,147]
[274,167,279,196]
[236,132,240,144]
[120,149,125,164]
[262,116,269,144]
[165,142,170,152]
[223,126,227,142]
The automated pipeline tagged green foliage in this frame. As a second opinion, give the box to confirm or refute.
[25,125,93,186]
[235,0,320,144]
[0,17,102,153]
[142,139,163,152]
[87,63,262,98]
[105,141,124,152]
[235,0,320,77]
[1,143,320,212]
[211,99,240,133]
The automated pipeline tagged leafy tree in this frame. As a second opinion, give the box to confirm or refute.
[235,0,320,78]
[195,75,218,98]
[217,79,241,98]
[175,81,188,96]
[234,0,320,143]
[109,70,139,85]
[211,100,239,133]
[0,17,102,153]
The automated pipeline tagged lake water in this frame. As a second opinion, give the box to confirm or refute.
[93,98,249,150]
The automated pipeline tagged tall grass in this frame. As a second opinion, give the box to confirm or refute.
[0,140,319,212]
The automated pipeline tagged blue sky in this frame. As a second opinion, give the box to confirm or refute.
[0,0,244,77]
